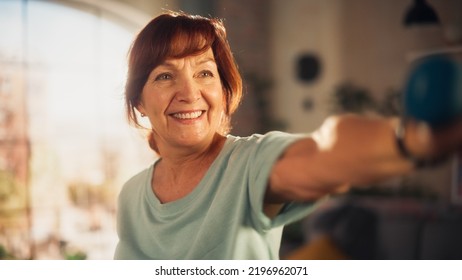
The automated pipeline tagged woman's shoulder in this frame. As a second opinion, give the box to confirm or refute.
[226,131,282,142]
[226,131,304,148]
[218,132,305,165]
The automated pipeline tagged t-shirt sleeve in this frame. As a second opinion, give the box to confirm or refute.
[247,131,323,233]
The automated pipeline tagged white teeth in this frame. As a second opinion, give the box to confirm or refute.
[172,111,203,119]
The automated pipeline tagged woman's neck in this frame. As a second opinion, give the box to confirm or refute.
[152,134,227,203]
[158,133,226,166]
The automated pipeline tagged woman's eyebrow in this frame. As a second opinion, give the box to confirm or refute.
[197,57,216,65]
[157,61,176,68]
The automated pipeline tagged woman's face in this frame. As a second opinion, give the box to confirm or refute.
[137,48,225,152]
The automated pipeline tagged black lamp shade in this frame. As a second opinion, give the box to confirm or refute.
[404,0,440,26]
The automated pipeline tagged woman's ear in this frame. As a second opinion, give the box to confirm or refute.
[136,103,146,117]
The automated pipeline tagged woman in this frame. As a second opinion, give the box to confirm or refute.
[114,11,462,259]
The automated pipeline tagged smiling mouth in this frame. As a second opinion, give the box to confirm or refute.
[170,110,204,120]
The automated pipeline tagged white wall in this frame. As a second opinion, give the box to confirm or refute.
[109,0,177,19]
[270,0,343,133]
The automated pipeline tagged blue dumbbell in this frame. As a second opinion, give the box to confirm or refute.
[403,55,462,126]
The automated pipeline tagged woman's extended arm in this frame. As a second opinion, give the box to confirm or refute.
[265,114,462,205]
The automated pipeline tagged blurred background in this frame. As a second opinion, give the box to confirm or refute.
[0,0,461,260]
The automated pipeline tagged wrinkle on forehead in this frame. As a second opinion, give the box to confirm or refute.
[160,49,216,69]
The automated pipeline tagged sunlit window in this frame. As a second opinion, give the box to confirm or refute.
[0,0,154,259]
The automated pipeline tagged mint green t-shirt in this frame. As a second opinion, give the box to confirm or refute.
[114,131,318,259]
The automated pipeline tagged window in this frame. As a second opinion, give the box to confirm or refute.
[0,0,154,259]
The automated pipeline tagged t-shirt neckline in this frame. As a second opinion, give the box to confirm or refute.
[144,136,237,215]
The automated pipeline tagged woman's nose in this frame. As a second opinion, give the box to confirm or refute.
[175,77,200,103]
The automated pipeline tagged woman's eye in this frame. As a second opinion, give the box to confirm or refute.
[198,70,214,78]
[155,73,172,81]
